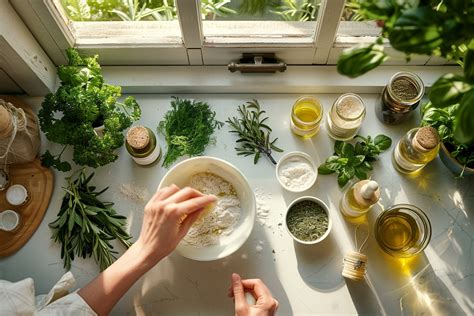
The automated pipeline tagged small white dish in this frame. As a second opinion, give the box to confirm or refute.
[6,184,29,206]
[0,210,21,232]
[285,196,332,245]
[276,151,317,193]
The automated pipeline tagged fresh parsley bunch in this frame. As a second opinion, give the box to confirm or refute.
[318,134,392,187]
[39,49,141,171]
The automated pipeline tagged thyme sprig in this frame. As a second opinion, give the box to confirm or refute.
[226,100,283,165]
[49,169,132,271]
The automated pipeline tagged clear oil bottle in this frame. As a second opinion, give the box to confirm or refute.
[392,127,440,174]
[340,180,380,218]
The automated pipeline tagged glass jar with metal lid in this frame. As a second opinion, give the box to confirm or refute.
[327,93,366,141]
[375,204,431,258]
[376,72,425,125]
[125,126,162,166]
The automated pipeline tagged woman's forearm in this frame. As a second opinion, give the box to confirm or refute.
[78,243,155,316]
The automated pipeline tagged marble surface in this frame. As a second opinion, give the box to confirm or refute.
[1,94,472,315]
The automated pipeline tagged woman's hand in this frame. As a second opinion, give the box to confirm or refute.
[134,184,217,267]
[229,273,279,316]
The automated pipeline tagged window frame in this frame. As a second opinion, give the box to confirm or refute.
[8,0,451,69]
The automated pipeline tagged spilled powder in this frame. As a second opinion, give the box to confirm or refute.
[255,188,272,228]
[119,182,150,203]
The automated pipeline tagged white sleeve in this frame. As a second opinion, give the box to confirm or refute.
[38,292,97,316]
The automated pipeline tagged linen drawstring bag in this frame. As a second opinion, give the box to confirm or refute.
[0,98,41,165]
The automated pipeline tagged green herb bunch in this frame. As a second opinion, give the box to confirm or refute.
[421,102,474,174]
[318,134,392,187]
[226,100,283,165]
[39,48,141,172]
[336,1,474,145]
[49,170,132,271]
[158,97,224,168]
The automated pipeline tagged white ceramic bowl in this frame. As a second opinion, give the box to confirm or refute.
[285,196,332,245]
[0,210,21,232]
[276,151,317,193]
[158,156,256,261]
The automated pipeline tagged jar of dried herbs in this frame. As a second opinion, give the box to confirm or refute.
[376,72,424,125]
[125,126,161,166]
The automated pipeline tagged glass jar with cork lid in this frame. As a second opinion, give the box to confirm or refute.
[392,126,440,174]
[125,126,162,166]
[327,93,366,141]
[376,72,425,125]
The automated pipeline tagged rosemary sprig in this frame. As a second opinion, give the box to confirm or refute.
[226,100,283,165]
[49,169,132,271]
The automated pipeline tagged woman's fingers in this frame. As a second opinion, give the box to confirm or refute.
[240,279,273,298]
[163,186,204,205]
[153,184,180,202]
[231,273,248,313]
[176,195,217,217]
[178,208,203,238]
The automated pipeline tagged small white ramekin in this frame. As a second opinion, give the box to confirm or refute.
[0,210,21,232]
[285,196,332,245]
[276,151,317,193]
[6,184,29,206]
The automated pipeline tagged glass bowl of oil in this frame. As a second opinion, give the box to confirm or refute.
[374,204,431,258]
[290,96,323,138]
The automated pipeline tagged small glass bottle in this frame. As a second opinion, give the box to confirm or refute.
[290,96,323,138]
[392,126,440,174]
[376,72,425,125]
[327,93,366,141]
[340,180,380,218]
[126,126,162,166]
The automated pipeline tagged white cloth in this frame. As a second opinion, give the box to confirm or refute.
[0,272,96,316]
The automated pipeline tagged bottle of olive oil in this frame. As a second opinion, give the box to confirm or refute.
[340,180,380,218]
[392,126,440,174]
[126,126,161,166]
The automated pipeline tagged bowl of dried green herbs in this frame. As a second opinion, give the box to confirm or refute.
[285,196,332,245]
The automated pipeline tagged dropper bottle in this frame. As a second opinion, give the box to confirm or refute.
[340,180,380,218]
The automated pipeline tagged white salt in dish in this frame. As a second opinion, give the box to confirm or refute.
[276,151,317,193]
[6,184,29,206]
[0,210,21,232]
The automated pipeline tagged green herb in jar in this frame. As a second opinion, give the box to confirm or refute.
[287,200,328,241]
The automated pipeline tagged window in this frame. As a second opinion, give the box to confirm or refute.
[10,0,442,67]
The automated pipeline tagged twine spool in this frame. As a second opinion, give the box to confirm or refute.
[0,100,28,168]
[342,223,369,281]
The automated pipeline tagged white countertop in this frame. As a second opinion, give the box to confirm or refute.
[1,94,473,315]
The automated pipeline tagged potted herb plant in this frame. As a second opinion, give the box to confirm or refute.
[336,1,474,175]
[39,48,141,172]
[421,102,474,176]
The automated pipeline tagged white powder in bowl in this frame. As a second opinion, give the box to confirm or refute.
[277,156,315,191]
[183,172,241,247]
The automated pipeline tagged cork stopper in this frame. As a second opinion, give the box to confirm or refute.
[0,106,13,138]
[412,127,439,153]
[126,126,150,150]
[353,180,380,208]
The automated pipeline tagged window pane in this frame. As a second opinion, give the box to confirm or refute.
[202,0,321,44]
[59,0,178,22]
[337,1,380,37]
[57,1,182,45]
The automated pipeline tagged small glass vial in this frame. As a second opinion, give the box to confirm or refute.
[126,126,162,166]
[6,184,30,207]
[392,126,440,174]
[0,210,21,232]
[340,180,380,218]
[327,93,366,140]
[290,96,323,138]
[376,72,425,125]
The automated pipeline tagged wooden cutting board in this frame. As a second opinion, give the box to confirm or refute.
[0,159,54,257]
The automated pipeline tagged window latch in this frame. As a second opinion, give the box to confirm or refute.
[228,53,287,73]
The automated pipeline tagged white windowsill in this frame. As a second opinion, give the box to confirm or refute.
[101,65,459,94]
